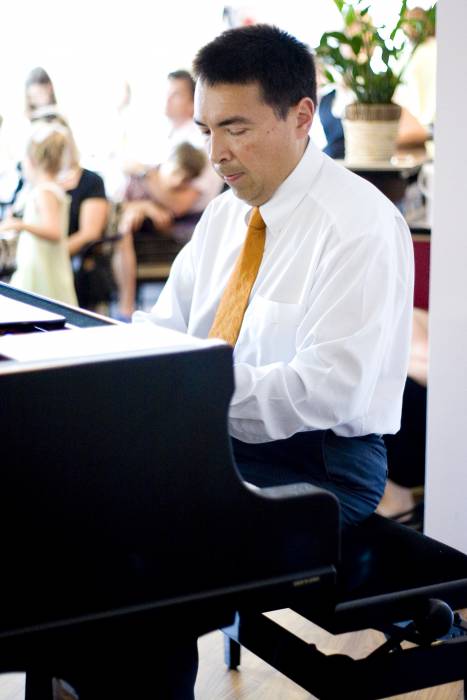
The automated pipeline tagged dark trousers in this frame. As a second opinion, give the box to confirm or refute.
[232,430,388,528]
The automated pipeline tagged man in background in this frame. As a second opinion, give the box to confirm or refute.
[113,70,222,319]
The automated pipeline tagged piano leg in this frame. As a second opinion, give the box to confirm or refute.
[223,614,242,670]
[224,634,241,670]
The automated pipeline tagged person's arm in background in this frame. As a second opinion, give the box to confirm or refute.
[396,106,430,147]
[0,189,62,241]
[68,198,109,256]
[408,307,428,386]
[148,184,200,218]
[119,199,174,234]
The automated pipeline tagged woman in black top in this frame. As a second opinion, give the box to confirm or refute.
[58,127,110,308]
[59,130,109,258]
[26,110,109,271]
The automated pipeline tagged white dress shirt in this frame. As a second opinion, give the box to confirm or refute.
[134,141,414,444]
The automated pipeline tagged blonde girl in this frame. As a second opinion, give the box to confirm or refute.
[0,124,77,305]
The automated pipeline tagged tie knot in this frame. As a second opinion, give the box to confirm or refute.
[248,207,265,231]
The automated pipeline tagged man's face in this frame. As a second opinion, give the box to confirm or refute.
[194,81,312,206]
[165,78,194,125]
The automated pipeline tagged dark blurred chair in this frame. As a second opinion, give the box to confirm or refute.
[74,235,120,312]
[73,203,122,313]
[134,213,201,304]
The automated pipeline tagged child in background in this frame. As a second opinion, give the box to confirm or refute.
[113,142,207,319]
[0,124,77,305]
[119,141,207,237]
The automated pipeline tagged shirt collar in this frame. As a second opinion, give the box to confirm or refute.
[256,140,325,237]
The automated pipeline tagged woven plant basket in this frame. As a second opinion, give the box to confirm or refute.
[343,102,402,164]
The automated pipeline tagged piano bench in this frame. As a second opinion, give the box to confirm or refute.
[223,513,467,699]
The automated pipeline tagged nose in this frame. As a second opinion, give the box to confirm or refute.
[209,131,231,165]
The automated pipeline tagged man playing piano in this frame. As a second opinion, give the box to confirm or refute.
[96,23,417,698]
[136,23,414,531]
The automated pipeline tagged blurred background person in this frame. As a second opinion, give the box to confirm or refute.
[114,141,207,320]
[0,123,77,305]
[314,57,345,159]
[124,70,223,201]
[9,103,111,310]
[111,69,223,320]
[0,65,59,218]
[24,66,58,121]
[379,308,428,527]
[57,119,111,310]
[396,5,436,147]
[120,141,206,238]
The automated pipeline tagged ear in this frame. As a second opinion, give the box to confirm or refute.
[294,97,314,138]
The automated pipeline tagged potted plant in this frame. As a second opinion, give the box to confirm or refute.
[316,0,435,163]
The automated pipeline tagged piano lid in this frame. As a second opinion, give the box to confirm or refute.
[0,322,224,365]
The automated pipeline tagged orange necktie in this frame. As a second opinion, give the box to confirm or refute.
[208,207,266,346]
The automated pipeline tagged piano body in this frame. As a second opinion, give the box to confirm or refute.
[0,282,339,687]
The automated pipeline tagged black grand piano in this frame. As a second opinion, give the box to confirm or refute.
[0,282,339,696]
[2,281,467,700]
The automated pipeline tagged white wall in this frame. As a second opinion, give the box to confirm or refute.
[424,0,467,551]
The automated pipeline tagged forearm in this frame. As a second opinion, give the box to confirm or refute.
[68,228,102,256]
[69,198,109,255]
[396,107,430,147]
[20,220,61,242]
[152,189,199,218]
[229,351,372,442]
[144,201,173,229]
[229,219,413,443]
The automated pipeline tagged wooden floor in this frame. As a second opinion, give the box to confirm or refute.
[0,609,462,699]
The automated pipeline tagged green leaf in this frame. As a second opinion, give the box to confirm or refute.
[315,0,424,104]
[324,31,352,44]
[350,35,362,56]
[345,5,356,27]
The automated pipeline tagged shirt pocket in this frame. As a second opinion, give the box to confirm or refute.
[239,295,305,364]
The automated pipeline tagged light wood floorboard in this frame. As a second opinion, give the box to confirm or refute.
[0,609,463,699]
[196,609,464,700]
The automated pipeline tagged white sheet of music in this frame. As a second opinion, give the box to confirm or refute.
[0,295,65,328]
[0,323,221,363]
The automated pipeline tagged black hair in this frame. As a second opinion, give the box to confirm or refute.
[167,69,196,99]
[193,24,316,119]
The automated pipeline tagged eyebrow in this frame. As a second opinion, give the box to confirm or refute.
[194,116,253,128]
